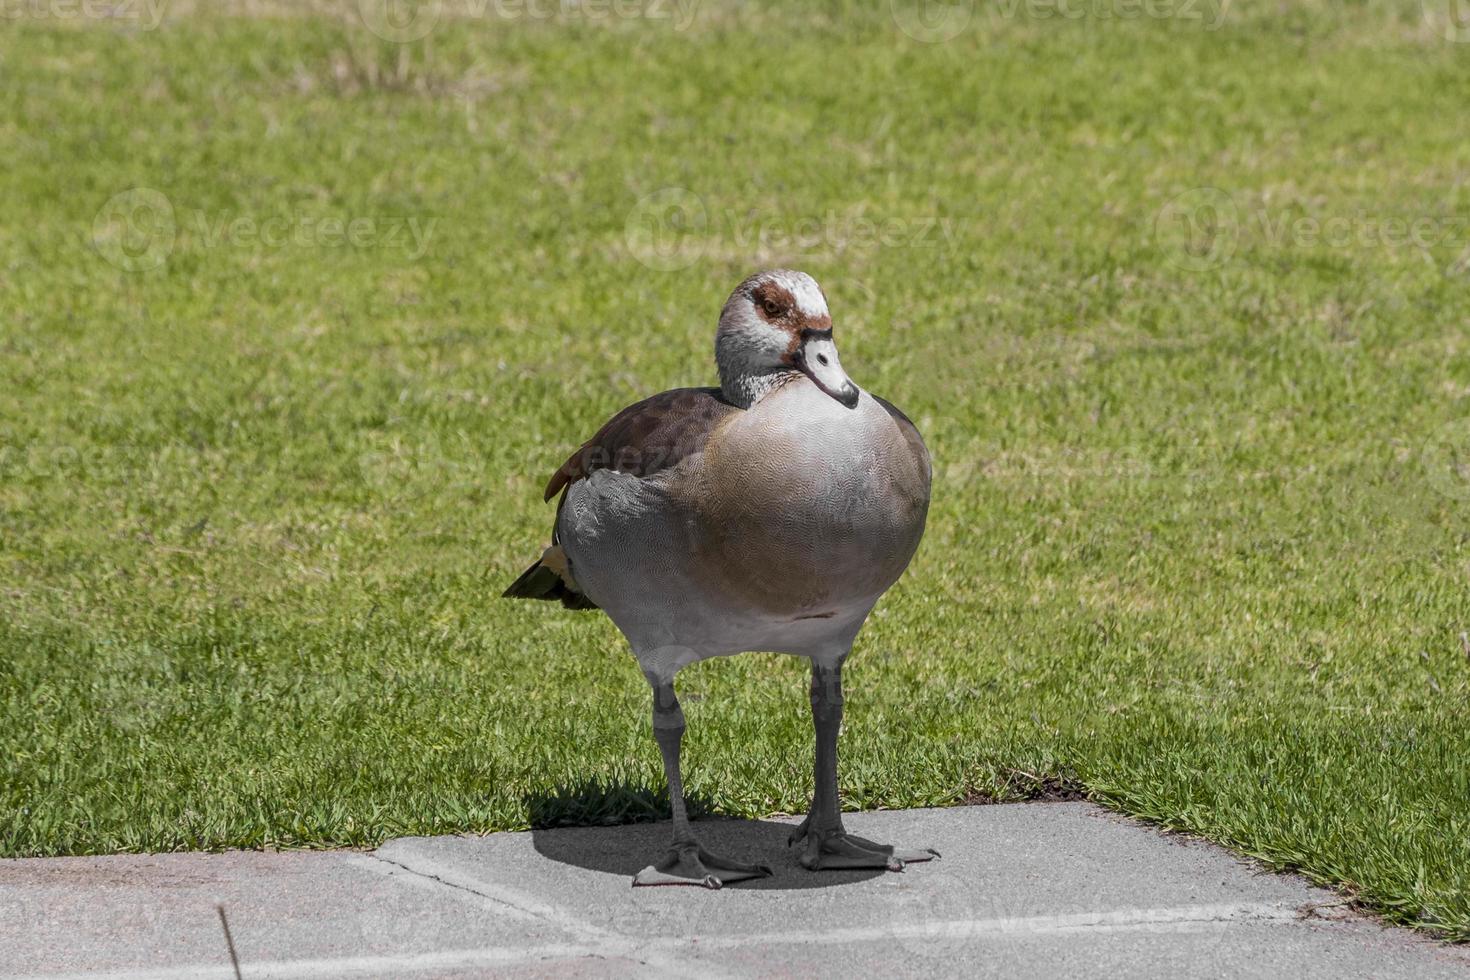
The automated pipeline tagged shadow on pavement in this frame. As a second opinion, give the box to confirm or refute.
[525,781,885,890]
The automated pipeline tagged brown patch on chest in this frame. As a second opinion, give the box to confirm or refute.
[673,390,929,619]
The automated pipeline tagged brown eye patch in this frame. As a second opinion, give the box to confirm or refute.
[752,282,796,322]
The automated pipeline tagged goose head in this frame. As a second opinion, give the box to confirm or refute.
[715,269,859,410]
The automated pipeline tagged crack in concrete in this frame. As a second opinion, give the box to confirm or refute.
[353,848,714,979]
[350,852,550,927]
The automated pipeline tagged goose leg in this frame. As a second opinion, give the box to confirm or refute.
[632,678,773,888]
[791,660,940,871]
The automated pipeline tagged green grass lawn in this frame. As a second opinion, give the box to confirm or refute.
[2,0,1469,941]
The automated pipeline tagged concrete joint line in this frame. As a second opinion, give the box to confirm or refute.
[10,902,1310,980]
[349,850,713,979]
[353,850,601,935]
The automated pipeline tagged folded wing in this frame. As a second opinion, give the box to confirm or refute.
[543,387,739,501]
[507,386,740,609]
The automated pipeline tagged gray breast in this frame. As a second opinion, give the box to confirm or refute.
[557,378,930,648]
[672,382,931,619]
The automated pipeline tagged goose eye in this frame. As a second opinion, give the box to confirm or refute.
[762,298,781,316]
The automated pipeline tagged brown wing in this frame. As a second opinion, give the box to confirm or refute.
[542,387,738,501]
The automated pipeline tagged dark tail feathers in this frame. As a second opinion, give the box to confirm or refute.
[502,544,598,610]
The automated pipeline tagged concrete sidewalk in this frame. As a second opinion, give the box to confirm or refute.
[2,803,1467,979]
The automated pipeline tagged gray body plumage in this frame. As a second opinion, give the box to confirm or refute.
[558,376,930,683]
[505,269,939,886]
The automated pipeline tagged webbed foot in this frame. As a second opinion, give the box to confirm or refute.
[789,818,939,872]
[632,842,774,888]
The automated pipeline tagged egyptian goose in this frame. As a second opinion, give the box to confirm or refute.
[506,269,936,887]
